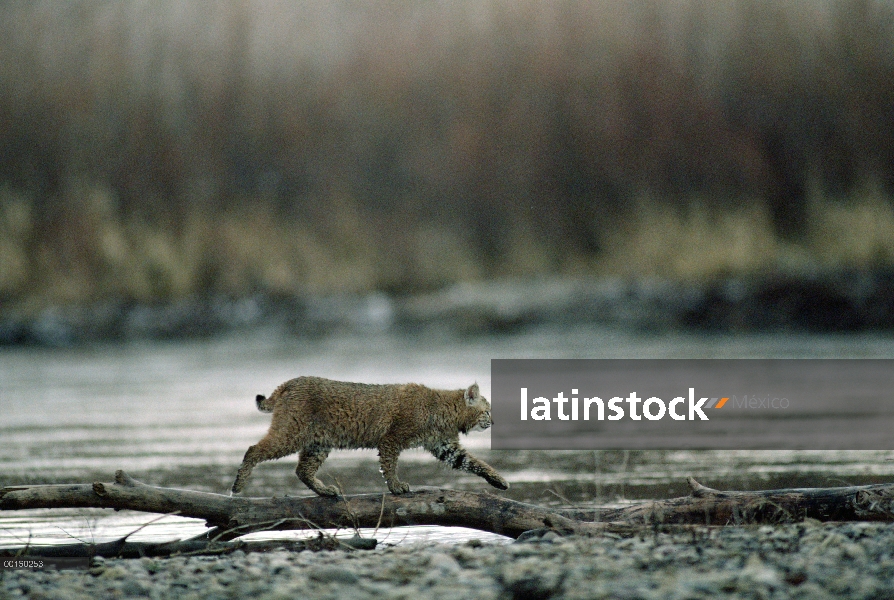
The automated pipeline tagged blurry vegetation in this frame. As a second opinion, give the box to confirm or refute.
[1,0,894,311]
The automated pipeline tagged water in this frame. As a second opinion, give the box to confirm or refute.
[3,325,894,549]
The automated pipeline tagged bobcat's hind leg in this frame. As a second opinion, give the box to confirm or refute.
[296,446,339,497]
[231,434,294,494]
[378,439,410,494]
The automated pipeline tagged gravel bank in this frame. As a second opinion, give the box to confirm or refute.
[4,521,894,599]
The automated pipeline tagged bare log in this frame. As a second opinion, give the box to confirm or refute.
[563,476,894,526]
[0,471,615,541]
[3,470,894,548]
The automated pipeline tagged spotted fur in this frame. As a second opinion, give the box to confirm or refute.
[231,376,508,497]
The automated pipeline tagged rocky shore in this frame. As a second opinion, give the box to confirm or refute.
[4,521,894,599]
[4,271,894,347]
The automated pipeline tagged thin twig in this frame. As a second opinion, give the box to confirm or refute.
[374,493,386,537]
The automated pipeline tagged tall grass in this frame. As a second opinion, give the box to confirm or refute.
[1,0,893,310]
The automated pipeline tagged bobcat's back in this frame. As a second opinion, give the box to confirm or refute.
[254,376,490,450]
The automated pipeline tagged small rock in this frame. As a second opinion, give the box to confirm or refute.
[540,531,562,543]
[308,566,360,584]
[121,579,150,595]
[428,553,461,574]
[209,561,229,573]
[99,566,129,580]
[739,553,782,589]
[215,571,241,586]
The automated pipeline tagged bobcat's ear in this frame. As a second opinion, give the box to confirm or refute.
[464,382,480,405]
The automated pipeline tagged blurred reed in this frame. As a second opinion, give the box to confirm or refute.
[1,0,893,311]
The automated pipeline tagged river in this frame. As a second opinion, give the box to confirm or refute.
[3,326,894,548]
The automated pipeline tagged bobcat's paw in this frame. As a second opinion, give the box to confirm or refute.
[315,485,341,498]
[486,474,509,490]
[388,481,411,495]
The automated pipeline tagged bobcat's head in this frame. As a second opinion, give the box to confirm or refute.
[461,382,493,433]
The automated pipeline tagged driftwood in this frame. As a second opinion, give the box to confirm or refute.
[3,470,894,557]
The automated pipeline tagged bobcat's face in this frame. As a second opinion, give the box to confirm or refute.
[470,403,492,432]
[463,383,493,433]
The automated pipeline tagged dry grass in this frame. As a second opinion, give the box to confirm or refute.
[598,189,894,280]
[4,184,894,312]
[599,198,782,279]
[807,183,894,268]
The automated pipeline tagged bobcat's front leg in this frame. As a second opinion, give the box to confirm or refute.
[430,440,509,490]
[378,439,410,494]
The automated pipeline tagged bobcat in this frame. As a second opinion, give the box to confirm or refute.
[231,376,509,497]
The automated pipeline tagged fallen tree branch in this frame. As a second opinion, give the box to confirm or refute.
[0,471,617,541]
[3,470,894,552]
[561,476,894,526]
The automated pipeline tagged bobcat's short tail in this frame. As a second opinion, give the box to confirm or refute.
[255,394,275,413]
